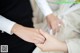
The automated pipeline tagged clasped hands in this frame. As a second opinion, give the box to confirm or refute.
[12,14,68,52]
[35,14,67,52]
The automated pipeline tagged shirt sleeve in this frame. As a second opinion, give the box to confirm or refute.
[0,15,16,35]
[35,0,53,17]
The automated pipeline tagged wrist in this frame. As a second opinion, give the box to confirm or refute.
[46,14,58,20]
[47,14,55,18]
[58,41,68,52]
[11,23,24,34]
[53,38,68,52]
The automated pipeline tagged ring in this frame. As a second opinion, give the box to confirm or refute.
[58,24,61,27]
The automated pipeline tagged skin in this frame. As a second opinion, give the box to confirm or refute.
[10,11,66,53]
[31,12,67,52]
[11,13,61,44]
[36,29,68,52]
[11,12,63,50]
[12,24,45,44]
[46,14,63,33]
[12,0,79,52]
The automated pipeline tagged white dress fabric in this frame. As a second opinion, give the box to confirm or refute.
[33,1,80,53]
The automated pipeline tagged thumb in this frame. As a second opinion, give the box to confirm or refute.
[39,29,50,39]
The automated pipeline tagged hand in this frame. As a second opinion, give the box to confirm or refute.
[36,29,68,52]
[12,24,45,44]
[46,14,63,33]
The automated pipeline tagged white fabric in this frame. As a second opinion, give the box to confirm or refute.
[35,0,53,17]
[66,39,80,53]
[0,0,53,34]
[0,15,16,34]
[60,4,80,16]
[33,0,80,53]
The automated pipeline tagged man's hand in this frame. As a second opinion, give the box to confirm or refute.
[12,24,45,44]
[46,14,63,33]
[36,29,68,52]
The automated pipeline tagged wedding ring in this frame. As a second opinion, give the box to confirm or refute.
[58,24,61,27]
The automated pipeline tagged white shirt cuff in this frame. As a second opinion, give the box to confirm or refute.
[0,15,16,35]
[35,0,53,17]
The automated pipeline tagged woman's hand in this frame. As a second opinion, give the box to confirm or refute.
[46,14,63,33]
[12,24,45,44]
[36,29,68,52]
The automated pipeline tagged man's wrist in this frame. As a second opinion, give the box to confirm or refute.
[11,23,24,34]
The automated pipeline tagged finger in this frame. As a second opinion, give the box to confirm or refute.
[52,23,61,32]
[35,36,45,44]
[31,35,45,44]
[39,29,50,39]
[57,22,63,32]
[47,21,52,29]
[36,33,46,42]
[46,18,52,29]
[51,24,58,33]
[55,26,60,32]
[32,32,46,44]
[32,38,45,44]
[59,20,63,25]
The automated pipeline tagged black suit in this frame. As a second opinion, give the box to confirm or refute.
[0,0,36,53]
